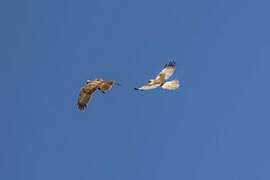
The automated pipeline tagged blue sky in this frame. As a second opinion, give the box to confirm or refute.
[1,0,270,179]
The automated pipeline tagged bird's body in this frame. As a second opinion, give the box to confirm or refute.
[77,79,119,110]
[135,61,180,91]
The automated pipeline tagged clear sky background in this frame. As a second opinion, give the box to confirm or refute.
[1,0,270,179]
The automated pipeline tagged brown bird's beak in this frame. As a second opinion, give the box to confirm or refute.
[114,82,121,86]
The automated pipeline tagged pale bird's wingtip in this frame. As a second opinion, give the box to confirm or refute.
[164,61,176,68]
[134,88,143,91]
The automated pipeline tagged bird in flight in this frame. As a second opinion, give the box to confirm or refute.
[77,79,120,110]
[134,61,180,91]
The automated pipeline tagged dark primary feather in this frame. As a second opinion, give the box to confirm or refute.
[164,61,176,68]
[134,87,144,91]
[77,92,91,110]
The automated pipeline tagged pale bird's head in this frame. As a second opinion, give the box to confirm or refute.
[148,79,154,83]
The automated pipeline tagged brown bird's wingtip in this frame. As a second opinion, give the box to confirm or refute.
[78,103,87,111]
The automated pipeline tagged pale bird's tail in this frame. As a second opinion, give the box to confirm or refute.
[161,80,180,90]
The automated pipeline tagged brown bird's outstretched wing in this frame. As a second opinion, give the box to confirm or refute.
[77,82,99,110]
[157,61,176,80]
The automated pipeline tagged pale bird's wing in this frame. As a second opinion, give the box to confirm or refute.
[134,83,160,91]
[161,80,180,90]
[158,61,176,80]
[77,83,98,110]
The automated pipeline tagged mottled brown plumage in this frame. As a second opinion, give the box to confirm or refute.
[77,79,119,110]
[99,80,114,93]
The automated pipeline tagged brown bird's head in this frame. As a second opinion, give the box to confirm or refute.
[113,81,121,86]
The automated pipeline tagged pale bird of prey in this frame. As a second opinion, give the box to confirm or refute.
[77,78,120,110]
[134,61,180,91]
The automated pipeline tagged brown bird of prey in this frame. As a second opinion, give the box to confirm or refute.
[77,79,120,110]
[134,61,180,91]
